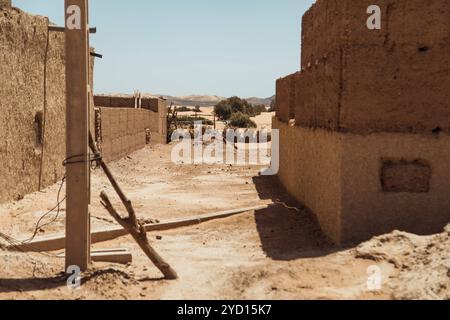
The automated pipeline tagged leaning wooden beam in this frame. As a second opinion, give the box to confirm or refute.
[89,133,138,223]
[100,191,178,280]
[10,205,268,252]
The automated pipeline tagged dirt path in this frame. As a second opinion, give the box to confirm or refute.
[0,144,398,300]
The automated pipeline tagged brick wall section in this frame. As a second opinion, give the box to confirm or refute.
[94,96,166,113]
[110,97,136,108]
[301,0,387,69]
[275,72,299,122]
[94,95,167,144]
[94,96,135,108]
[302,0,448,68]
[93,95,111,108]
[98,107,166,162]
[340,42,450,133]
[141,98,161,113]
[294,0,450,134]
[295,50,341,130]
[99,108,146,162]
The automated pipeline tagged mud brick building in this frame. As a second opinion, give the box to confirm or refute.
[0,5,67,203]
[94,95,168,161]
[0,5,167,203]
[274,0,450,243]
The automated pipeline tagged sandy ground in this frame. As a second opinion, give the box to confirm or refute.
[0,143,447,300]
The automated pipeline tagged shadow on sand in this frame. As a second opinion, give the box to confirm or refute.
[0,275,67,293]
[252,175,338,261]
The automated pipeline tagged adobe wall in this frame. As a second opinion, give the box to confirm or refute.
[275,73,299,122]
[0,7,66,203]
[0,7,158,204]
[94,95,167,144]
[275,118,450,244]
[98,108,148,162]
[275,0,450,243]
[285,0,450,134]
[340,131,450,243]
[301,0,449,68]
[273,118,342,242]
[94,95,164,112]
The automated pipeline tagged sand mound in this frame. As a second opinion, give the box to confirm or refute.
[356,225,450,300]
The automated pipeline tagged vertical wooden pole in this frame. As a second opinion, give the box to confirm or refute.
[65,0,91,271]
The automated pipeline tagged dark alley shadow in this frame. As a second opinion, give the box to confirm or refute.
[252,175,338,261]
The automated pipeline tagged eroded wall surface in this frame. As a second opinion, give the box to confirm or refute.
[0,8,66,202]
[94,96,167,145]
[340,132,450,243]
[98,107,164,162]
[277,0,450,134]
[0,8,166,204]
[275,0,450,243]
[274,118,343,242]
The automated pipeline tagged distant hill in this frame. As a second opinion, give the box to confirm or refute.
[96,93,275,108]
[246,96,275,107]
[156,94,275,108]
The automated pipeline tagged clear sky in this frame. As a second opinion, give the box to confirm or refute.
[13,0,314,98]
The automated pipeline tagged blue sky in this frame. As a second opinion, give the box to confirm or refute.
[13,0,314,98]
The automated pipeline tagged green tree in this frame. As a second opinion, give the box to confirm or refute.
[229,112,257,128]
[214,96,266,120]
[214,103,233,120]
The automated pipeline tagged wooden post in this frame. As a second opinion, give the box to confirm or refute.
[65,0,91,271]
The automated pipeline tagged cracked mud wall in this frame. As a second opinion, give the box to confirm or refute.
[276,0,450,134]
[275,0,450,243]
[0,7,66,203]
[0,7,156,204]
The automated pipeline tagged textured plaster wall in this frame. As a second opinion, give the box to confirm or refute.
[274,118,343,242]
[94,96,167,144]
[275,118,450,244]
[0,8,66,203]
[275,0,450,243]
[276,0,450,134]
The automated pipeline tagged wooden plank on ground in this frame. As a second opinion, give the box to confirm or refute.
[10,205,269,252]
[58,248,132,264]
